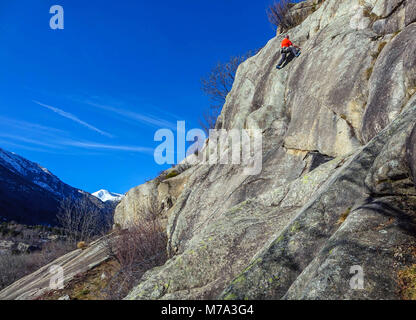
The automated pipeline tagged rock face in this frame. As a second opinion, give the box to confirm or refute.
[3,0,416,300]
[120,0,416,300]
[372,0,416,35]
[114,163,197,229]
[361,23,416,143]
[221,100,416,300]
[0,237,110,300]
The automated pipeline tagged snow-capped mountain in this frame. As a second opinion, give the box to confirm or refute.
[0,147,106,225]
[92,189,124,202]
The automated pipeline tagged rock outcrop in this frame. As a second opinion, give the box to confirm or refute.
[2,0,416,300]
[0,237,109,300]
[114,164,197,229]
[122,0,416,300]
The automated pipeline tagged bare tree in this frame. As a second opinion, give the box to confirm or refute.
[57,197,102,244]
[267,0,301,32]
[200,50,258,133]
[199,108,220,136]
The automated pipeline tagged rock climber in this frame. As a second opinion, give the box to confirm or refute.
[276,35,301,69]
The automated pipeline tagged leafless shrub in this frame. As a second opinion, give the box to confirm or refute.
[103,206,167,299]
[267,0,303,32]
[200,50,258,133]
[0,241,72,291]
[57,197,104,244]
[0,254,29,290]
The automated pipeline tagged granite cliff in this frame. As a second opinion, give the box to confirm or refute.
[2,0,416,300]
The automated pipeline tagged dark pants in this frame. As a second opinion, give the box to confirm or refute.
[277,46,298,67]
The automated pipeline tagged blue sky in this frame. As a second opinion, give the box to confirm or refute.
[0,0,279,194]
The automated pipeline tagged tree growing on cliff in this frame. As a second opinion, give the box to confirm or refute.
[267,0,302,32]
[200,51,257,133]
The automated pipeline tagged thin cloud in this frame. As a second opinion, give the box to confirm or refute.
[63,140,153,154]
[84,100,177,130]
[33,100,114,138]
[0,133,64,149]
[0,116,67,136]
[0,140,53,153]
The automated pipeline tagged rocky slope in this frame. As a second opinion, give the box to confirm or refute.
[121,0,416,300]
[0,236,110,300]
[0,148,106,225]
[1,0,415,300]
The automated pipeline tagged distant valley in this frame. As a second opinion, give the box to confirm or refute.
[0,148,117,226]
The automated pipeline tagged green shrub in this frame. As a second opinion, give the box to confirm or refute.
[165,170,179,179]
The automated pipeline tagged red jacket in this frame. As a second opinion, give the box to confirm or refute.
[281,38,293,48]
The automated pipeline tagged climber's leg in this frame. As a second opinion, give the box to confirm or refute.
[276,52,287,69]
[289,46,300,57]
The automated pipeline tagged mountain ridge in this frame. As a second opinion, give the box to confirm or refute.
[0,147,105,225]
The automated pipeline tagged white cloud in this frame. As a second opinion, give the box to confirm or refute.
[0,133,64,149]
[85,101,177,130]
[0,116,67,136]
[62,140,153,153]
[33,100,114,138]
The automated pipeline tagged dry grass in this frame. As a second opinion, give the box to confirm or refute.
[398,264,416,300]
[392,29,402,38]
[371,41,388,60]
[363,8,379,23]
[366,40,388,81]
[38,210,168,300]
[359,0,380,23]
[77,241,87,250]
[337,208,352,225]
[39,259,120,300]
[366,66,374,80]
